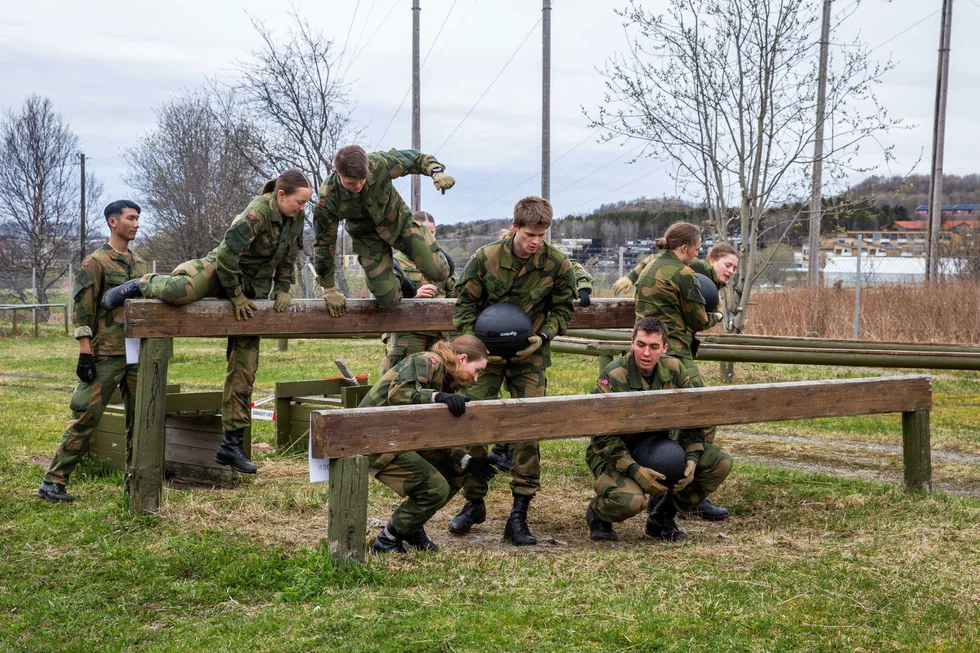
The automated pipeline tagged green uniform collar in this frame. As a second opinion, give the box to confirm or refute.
[266,193,284,224]
[100,242,136,263]
[624,352,674,390]
[500,233,549,273]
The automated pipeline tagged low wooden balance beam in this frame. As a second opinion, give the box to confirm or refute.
[123,298,633,515]
[311,374,933,566]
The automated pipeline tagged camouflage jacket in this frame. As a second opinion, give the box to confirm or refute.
[72,243,148,357]
[210,193,304,300]
[587,352,706,475]
[454,233,576,373]
[572,260,593,297]
[312,149,445,288]
[381,250,456,345]
[635,251,719,359]
[359,351,468,469]
[627,253,719,286]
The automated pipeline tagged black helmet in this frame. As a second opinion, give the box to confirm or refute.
[628,436,687,489]
[695,272,719,312]
[474,303,533,360]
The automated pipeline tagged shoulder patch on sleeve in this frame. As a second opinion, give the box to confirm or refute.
[247,213,256,221]
[83,261,89,267]
[599,378,609,386]
[429,356,438,366]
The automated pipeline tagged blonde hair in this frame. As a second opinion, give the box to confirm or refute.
[513,196,553,229]
[655,222,702,251]
[708,242,738,262]
[431,335,488,379]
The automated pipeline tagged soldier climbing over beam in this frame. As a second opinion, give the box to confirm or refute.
[312,145,456,316]
[38,200,148,502]
[102,170,311,475]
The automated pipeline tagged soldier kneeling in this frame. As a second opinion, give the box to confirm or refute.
[359,335,499,554]
[586,317,734,541]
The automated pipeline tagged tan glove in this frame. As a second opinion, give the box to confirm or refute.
[272,290,292,312]
[511,334,543,362]
[612,276,634,297]
[322,286,347,318]
[432,172,455,194]
[672,459,698,492]
[485,355,506,365]
[230,294,256,321]
[632,465,669,496]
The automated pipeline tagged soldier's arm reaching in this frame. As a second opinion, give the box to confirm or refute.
[673,363,706,463]
[273,216,303,296]
[312,183,340,289]
[214,208,269,298]
[375,148,454,194]
[675,270,715,332]
[452,254,486,336]
[539,258,576,341]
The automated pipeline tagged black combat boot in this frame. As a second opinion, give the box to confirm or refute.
[487,443,514,472]
[689,498,729,521]
[37,482,73,503]
[585,499,617,541]
[503,494,538,546]
[215,429,257,474]
[448,499,486,535]
[645,494,688,541]
[101,279,144,311]
[391,258,417,299]
[371,523,408,554]
[402,526,439,552]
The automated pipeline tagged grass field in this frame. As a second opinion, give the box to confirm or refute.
[1,329,979,652]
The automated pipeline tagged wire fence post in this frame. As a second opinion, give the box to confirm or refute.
[32,267,38,338]
[67,262,73,325]
[853,235,862,340]
[305,255,311,299]
[618,247,625,278]
[152,260,157,274]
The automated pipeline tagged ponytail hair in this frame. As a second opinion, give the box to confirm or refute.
[655,222,702,251]
[431,335,488,383]
[262,169,312,197]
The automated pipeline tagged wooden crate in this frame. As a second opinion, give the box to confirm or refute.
[274,376,371,453]
[88,386,251,486]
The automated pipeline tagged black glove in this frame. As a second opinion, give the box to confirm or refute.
[578,288,591,307]
[465,455,498,482]
[691,336,701,359]
[434,392,470,417]
[76,353,97,383]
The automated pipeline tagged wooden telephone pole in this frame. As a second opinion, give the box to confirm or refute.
[807,0,832,288]
[411,0,422,212]
[926,0,953,282]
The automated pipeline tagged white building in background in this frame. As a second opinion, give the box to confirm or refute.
[822,255,964,286]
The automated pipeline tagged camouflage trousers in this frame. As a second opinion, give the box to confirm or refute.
[461,368,547,499]
[678,355,717,444]
[369,448,465,535]
[379,332,442,376]
[345,216,449,308]
[590,442,734,523]
[140,257,260,433]
[44,355,138,486]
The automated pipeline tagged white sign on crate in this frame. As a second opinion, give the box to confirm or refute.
[308,418,329,483]
[250,408,275,421]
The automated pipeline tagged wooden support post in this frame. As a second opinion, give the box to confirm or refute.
[598,354,613,375]
[129,338,172,514]
[720,361,734,383]
[274,383,293,452]
[901,409,932,493]
[63,303,69,334]
[326,385,371,567]
[278,338,288,352]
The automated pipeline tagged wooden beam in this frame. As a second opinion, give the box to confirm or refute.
[129,338,172,513]
[125,298,636,339]
[312,375,932,459]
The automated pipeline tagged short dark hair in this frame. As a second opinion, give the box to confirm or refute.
[334,145,369,179]
[633,317,668,343]
[104,200,141,225]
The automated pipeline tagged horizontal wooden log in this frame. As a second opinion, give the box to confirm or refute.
[311,374,932,459]
[125,298,635,339]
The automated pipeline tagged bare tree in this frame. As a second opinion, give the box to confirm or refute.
[211,10,362,292]
[124,91,263,266]
[588,0,901,332]
[0,95,103,314]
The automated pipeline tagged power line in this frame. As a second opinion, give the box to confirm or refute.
[870,8,941,52]
[346,0,401,71]
[373,0,460,149]
[434,16,542,155]
[340,0,362,60]
[553,142,646,195]
[348,0,379,62]
[565,162,670,214]
[421,0,478,78]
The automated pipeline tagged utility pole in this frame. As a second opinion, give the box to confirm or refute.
[807,0,832,289]
[79,153,86,264]
[542,0,552,240]
[926,0,953,282]
[411,0,421,212]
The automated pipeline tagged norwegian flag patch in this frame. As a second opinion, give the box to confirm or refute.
[247,213,256,221]
[599,378,609,386]
[83,261,89,267]
[429,356,438,365]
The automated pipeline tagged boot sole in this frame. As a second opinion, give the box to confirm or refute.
[37,492,73,503]
[214,456,257,474]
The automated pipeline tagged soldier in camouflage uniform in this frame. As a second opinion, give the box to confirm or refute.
[586,317,734,541]
[312,145,455,314]
[38,200,148,502]
[380,211,457,375]
[103,171,312,474]
[361,336,500,554]
[633,224,740,520]
[448,197,577,546]
[613,252,721,297]
[571,260,593,306]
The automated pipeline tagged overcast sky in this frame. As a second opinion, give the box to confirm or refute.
[3,0,979,228]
